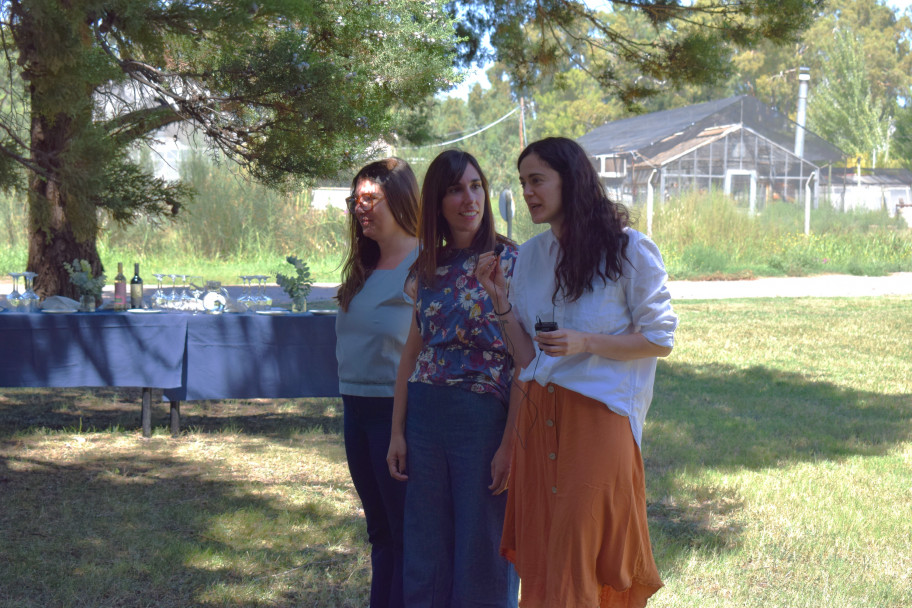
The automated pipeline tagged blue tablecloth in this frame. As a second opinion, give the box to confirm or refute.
[0,310,339,401]
[163,313,339,401]
[0,311,187,389]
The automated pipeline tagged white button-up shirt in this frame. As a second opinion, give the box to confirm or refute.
[509,228,678,446]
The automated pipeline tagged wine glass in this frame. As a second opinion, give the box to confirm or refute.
[152,273,167,308]
[254,274,271,310]
[260,275,273,309]
[237,275,252,311]
[190,279,204,314]
[167,273,179,309]
[179,274,193,310]
[20,272,39,312]
[7,273,22,309]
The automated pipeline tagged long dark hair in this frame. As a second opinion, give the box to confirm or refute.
[336,157,419,311]
[413,149,506,286]
[518,137,630,303]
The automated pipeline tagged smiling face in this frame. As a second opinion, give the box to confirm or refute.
[440,163,486,249]
[519,152,564,235]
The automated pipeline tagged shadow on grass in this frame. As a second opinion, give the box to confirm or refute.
[641,360,912,562]
[649,361,912,471]
[0,450,367,608]
[0,388,344,439]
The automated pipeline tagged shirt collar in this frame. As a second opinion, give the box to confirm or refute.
[543,228,560,256]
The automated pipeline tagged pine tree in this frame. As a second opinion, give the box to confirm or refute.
[452,0,821,106]
[0,0,456,298]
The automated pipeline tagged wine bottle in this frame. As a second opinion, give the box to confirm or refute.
[130,263,143,309]
[113,262,127,311]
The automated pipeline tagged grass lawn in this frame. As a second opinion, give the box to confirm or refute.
[0,296,910,607]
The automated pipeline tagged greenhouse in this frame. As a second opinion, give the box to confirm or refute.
[577,95,846,214]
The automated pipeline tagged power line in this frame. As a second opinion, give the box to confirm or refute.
[399,106,520,149]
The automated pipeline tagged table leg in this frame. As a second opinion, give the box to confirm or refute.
[170,400,181,438]
[142,387,152,438]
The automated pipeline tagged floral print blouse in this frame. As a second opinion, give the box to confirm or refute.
[410,245,518,404]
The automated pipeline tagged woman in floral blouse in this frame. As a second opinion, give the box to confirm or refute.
[387,149,519,607]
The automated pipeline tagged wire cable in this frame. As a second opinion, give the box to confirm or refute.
[399,107,520,149]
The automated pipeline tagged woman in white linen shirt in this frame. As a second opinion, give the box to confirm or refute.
[477,137,678,608]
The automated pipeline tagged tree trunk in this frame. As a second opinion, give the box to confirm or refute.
[27,108,101,300]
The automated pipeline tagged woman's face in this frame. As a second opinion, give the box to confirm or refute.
[519,152,564,234]
[352,179,405,243]
[440,163,485,248]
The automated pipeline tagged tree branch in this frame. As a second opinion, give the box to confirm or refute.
[0,140,46,177]
[105,105,186,147]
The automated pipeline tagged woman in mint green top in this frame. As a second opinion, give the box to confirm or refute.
[335,157,419,608]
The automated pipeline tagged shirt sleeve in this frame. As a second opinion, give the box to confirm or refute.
[506,243,530,335]
[622,233,678,349]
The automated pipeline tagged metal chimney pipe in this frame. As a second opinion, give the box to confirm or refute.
[794,67,810,158]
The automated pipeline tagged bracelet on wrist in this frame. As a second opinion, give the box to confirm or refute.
[494,302,512,316]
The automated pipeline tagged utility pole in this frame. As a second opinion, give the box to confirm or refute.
[519,97,526,150]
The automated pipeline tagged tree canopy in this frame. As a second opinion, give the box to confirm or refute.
[1,0,456,297]
[450,0,823,104]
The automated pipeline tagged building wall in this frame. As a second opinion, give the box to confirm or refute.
[311,187,349,211]
[823,185,911,218]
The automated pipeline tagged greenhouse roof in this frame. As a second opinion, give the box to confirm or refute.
[577,95,845,166]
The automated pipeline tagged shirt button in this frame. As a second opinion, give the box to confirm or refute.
[551,486,558,494]
[547,385,554,394]
[548,453,556,460]
[546,419,554,427]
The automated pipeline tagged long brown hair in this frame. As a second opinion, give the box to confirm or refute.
[413,149,505,286]
[517,137,630,303]
[336,157,419,311]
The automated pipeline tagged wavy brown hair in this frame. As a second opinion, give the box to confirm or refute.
[413,149,508,286]
[518,137,630,303]
[336,157,419,311]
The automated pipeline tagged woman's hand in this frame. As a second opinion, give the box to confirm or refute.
[489,443,511,495]
[476,251,509,313]
[534,328,590,357]
[387,434,409,481]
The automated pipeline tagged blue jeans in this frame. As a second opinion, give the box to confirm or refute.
[403,382,519,608]
[343,395,406,608]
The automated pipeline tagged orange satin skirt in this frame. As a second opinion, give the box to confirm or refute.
[500,381,663,608]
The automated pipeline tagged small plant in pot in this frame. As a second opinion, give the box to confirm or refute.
[64,259,107,312]
[275,255,313,313]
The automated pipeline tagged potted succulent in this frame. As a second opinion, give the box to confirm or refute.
[64,259,107,312]
[275,255,313,313]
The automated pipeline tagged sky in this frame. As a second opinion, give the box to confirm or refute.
[444,0,912,99]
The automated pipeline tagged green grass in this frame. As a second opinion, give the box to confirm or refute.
[650,191,912,279]
[1,296,910,606]
[644,296,912,607]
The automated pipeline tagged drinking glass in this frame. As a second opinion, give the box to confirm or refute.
[190,279,204,314]
[254,275,271,310]
[152,273,167,308]
[179,274,193,310]
[7,273,22,309]
[167,274,179,309]
[20,272,39,312]
[237,275,252,311]
[260,275,273,309]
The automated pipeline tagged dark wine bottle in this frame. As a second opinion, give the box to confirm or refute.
[113,262,127,311]
[130,263,143,309]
